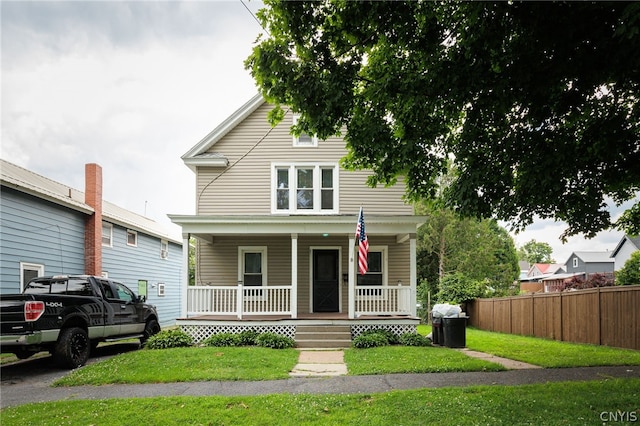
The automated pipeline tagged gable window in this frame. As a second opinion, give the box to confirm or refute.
[102,222,113,247]
[292,114,318,147]
[160,240,169,259]
[127,230,137,247]
[573,257,579,268]
[272,163,338,214]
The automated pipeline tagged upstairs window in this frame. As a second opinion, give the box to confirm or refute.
[127,230,138,247]
[160,240,169,259]
[292,114,318,147]
[102,222,113,247]
[272,163,338,214]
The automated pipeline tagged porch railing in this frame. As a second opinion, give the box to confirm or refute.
[188,285,291,318]
[355,286,413,316]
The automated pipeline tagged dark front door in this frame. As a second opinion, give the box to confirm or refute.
[313,249,340,312]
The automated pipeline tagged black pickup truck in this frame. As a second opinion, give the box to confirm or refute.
[0,275,160,368]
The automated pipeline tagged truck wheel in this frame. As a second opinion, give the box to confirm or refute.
[140,319,160,346]
[54,327,90,369]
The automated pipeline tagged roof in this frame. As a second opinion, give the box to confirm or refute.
[1,159,182,244]
[181,93,265,171]
[611,235,640,258]
[569,251,615,263]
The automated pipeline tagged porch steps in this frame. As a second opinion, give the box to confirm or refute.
[295,325,352,348]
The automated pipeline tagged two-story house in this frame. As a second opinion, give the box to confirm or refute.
[0,159,183,327]
[565,251,615,277]
[170,94,425,346]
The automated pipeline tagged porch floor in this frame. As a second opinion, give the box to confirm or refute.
[180,313,418,322]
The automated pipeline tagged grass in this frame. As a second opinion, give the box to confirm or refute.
[51,326,640,386]
[3,379,639,425]
[345,345,505,375]
[465,328,640,367]
[54,346,300,386]
[418,325,640,367]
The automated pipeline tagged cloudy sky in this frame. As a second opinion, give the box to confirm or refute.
[1,0,629,264]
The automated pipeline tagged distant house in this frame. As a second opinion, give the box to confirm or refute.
[0,159,182,327]
[527,263,564,277]
[169,94,425,346]
[610,235,640,271]
[564,251,614,276]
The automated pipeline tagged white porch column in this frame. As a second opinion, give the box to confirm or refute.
[290,233,298,318]
[180,234,189,318]
[410,234,417,317]
[236,281,243,319]
[348,236,356,319]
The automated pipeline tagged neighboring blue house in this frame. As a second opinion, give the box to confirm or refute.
[0,159,182,327]
[564,251,615,277]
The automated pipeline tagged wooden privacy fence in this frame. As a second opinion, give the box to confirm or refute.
[467,285,640,351]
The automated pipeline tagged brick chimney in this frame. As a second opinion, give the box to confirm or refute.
[84,163,103,275]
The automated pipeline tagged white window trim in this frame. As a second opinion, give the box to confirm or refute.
[292,114,318,147]
[102,222,113,247]
[573,257,579,268]
[238,245,267,287]
[160,240,169,259]
[126,230,138,247]
[20,262,44,292]
[157,283,165,297]
[356,246,388,300]
[271,162,339,214]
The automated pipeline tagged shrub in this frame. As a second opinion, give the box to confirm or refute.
[352,332,389,348]
[202,332,241,347]
[360,328,399,344]
[399,332,430,347]
[237,329,260,346]
[145,329,193,349]
[255,332,295,349]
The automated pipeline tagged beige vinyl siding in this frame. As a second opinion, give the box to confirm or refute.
[196,103,413,216]
[196,236,291,286]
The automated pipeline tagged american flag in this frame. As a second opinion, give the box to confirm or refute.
[355,207,369,275]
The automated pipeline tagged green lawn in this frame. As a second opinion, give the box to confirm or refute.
[3,379,639,425]
[55,346,300,386]
[464,327,640,367]
[3,327,640,425]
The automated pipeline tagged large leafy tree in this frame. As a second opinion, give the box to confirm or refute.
[517,239,555,264]
[246,1,640,239]
[416,203,520,298]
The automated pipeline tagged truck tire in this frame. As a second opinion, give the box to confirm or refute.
[140,319,160,346]
[54,327,90,369]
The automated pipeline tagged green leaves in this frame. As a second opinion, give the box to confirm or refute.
[247,1,640,238]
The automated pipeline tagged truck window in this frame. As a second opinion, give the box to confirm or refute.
[66,279,93,296]
[114,282,134,302]
[24,278,93,296]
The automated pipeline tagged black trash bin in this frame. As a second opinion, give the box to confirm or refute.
[442,316,467,348]
[431,315,442,345]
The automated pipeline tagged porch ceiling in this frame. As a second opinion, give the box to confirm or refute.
[168,214,426,239]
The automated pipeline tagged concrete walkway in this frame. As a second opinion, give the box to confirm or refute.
[289,347,542,378]
[290,349,348,377]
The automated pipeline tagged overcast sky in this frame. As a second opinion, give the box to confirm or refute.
[1,0,629,264]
